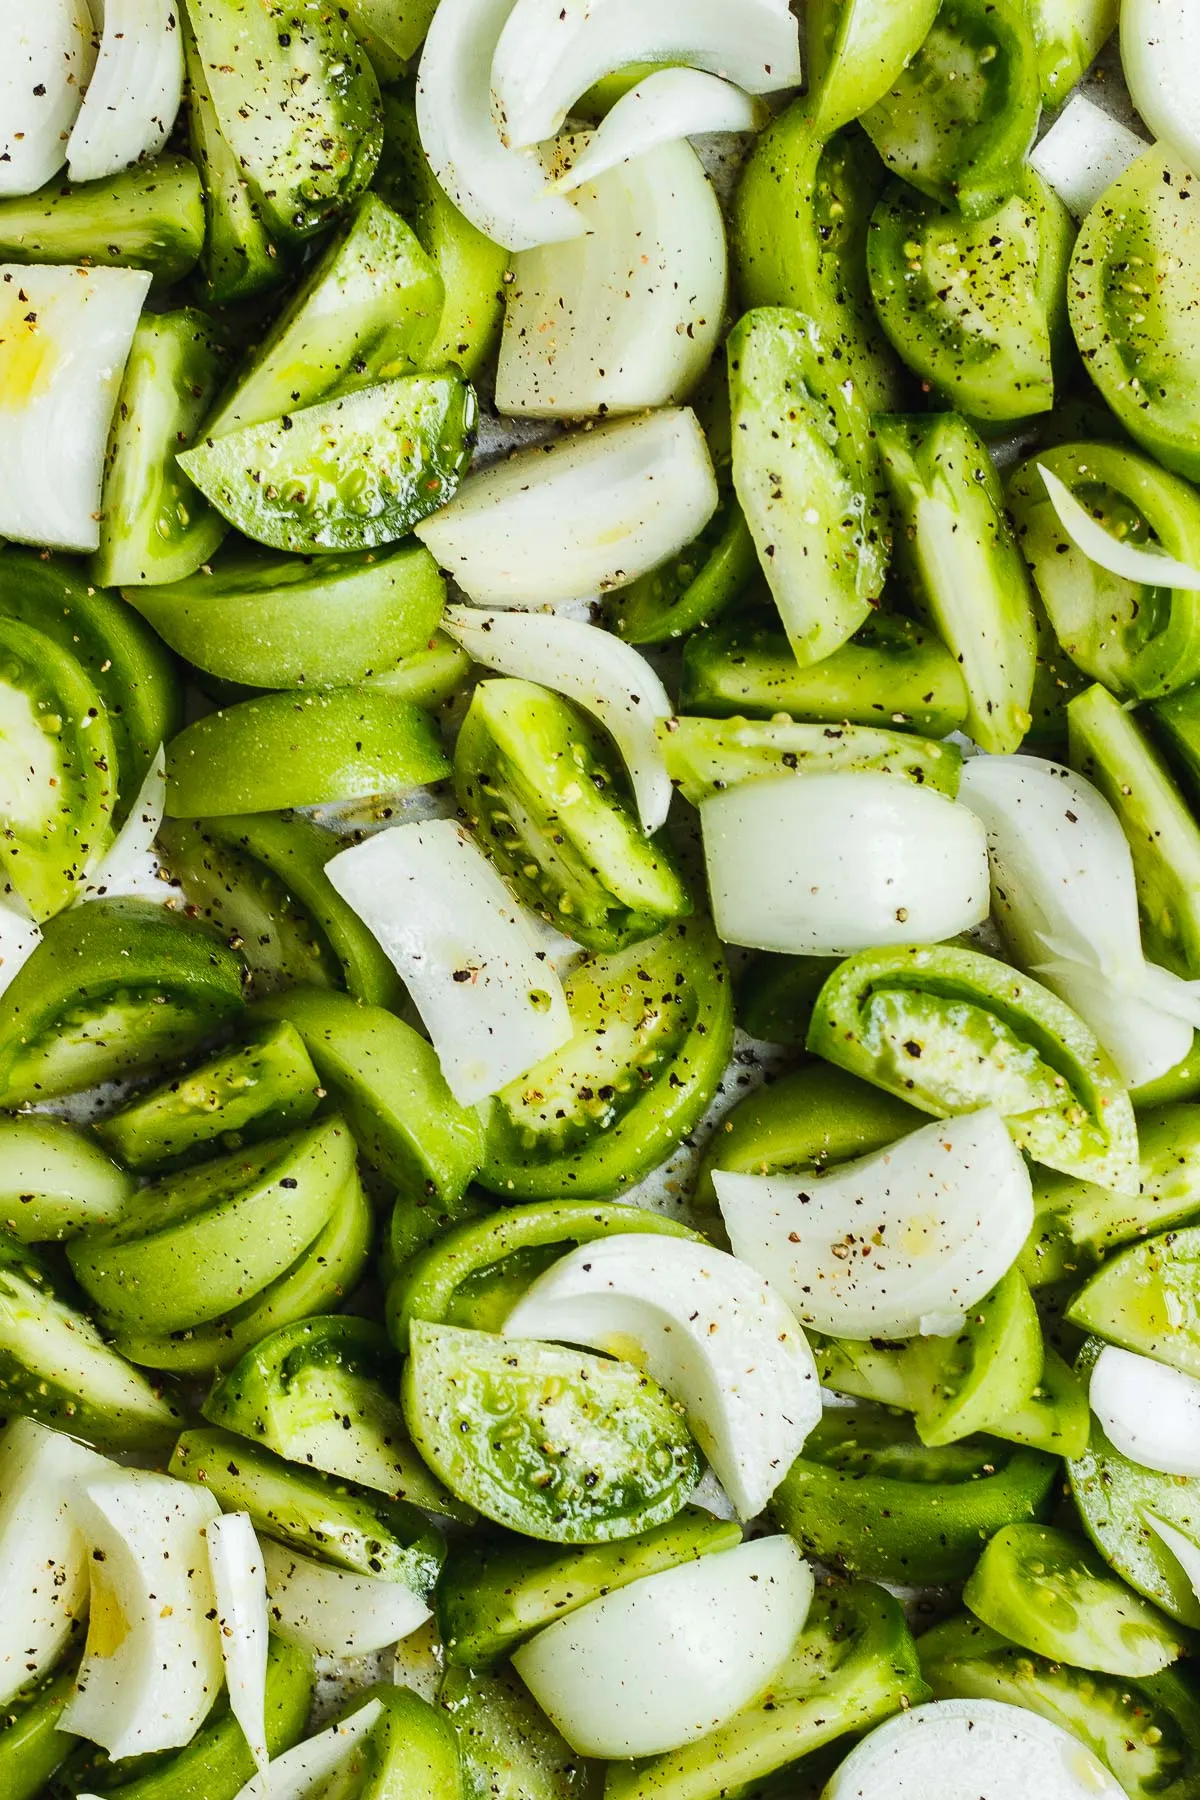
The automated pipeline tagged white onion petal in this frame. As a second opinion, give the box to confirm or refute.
[0,263,151,553]
[326,820,571,1106]
[67,0,183,183]
[415,408,718,607]
[262,1540,431,1658]
[0,0,94,198]
[556,70,762,193]
[503,1234,821,1520]
[1029,92,1148,220]
[0,899,42,998]
[701,770,990,955]
[1121,0,1200,179]
[444,605,672,833]
[82,745,166,901]
[233,1699,384,1800]
[416,0,584,251]
[714,1109,1034,1341]
[511,1537,812,1758]
[1039,463,1200,590]
[491,0,802,150]
[1090,1345,1200,1478]
[207,1513,270,1774]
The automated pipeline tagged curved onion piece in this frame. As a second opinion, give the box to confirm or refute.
[503,1234,821,1520]
[0,1419,110,1708]
[0,900,42,999]
[207,1513,269,1774]
[511,1537,812,1758]
[1145,1516,1200,1608]
[1036,956,1193,1089]
[0,263,151,553]
[415,408,718,607]
[824,1698,1126,1799]
[1039,463,1200,590]
[83,747,166,902]
[1029,93,1147,220]
[326,820,571,1106]
[1121,0,1200,178]
[61,1470,224,1760]
[443,605,672,833]
[262,1540,431,1658]
[556,70,763,193]
[67,0,183,183]
[701,771,990,955]
[498,136,726,417]
[714,1109,1034,1341]
[1090,1345,1200,1478]
[0,0,94,198]
[416,0,584,251]
[233,1699,384,1800]
[491,0,802,150]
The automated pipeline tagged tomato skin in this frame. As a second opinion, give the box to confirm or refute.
[805,0,941,138]
[608,494,759,647]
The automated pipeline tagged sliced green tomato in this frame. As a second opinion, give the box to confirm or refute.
[439,1664,600,1800]
[0,1238,181,1450]
[867,169,1073,423]
[386,1187,494,1280]
[1133,1036,1200,1108]
[1067,1223,1200,1377]
[0,1115,131,1241]
[344,0,438,72]
[919,1613,1200,1800]
[861,0,1042,219]
[807,943,1139,1191]
[1025,0,1119,101]
[0,897,245,1106]
[1027,592,1089,754]
[0,615,117,918]
[661,715,962,806]
[0,1664,77,1800]
[254,985,484,1206]
[735,952,844,1047]
[480,916,733,1201]
[0,154,205,289]
[607,494,758,647]
[805,0,941,136]
[402,1321,700,1544]
[984,1346,1091,1460]
[329,1684,462,1800]
[604,1581,929,1800]
[963,1522,1185,1678]
[771,1407,1057,1584]
[67,1115,356,1337]
[679,611,969,737]
[456,679,689,953]
[125,540,445,691]
[438,1508,741,1668]
[388,1201,698,1346]
[1069,148,1200,482]
[368,631,470,711]
[94,1021,321,1173]
[164,686,449,816]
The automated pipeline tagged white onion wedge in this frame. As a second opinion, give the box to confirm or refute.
[415,408,718,606]
[824,1698,1126,1799]
[702,771,990,955]
[207,1513,270,1775]
[444,605,672,833]
[0,0,94,198]
[67,0,183,184]
[233,1699,384,1800]
[0,899,42,997]
[325,820,571,1106]
[1090,1345,1200,1477]
[714,1109,1033,1341]
[0,1419,110,1708]
[557,70,763,193]
[503,1234,821,1520]
[1146,1516,1200,1611]
[262,1540,431,1658]
[1121,0,1200,178]
[416,0,583,251]
[512,1537,812,1758]
[498,136,726,417]
[491,0,802,150]
[0,263,151,552]
[1039,463,1200,590]
[82,746,166,902]
[1030,93,1147,220]
[62,1470,224,1760]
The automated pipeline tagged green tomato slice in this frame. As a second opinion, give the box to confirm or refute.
[608,493,759,647]
[0,154,205,291]
[1067,1223,1200,1378]
[0,1664,78,1800]
[662,715,961,807]
[439,1664,600,1800]
[0,1114,131,1241]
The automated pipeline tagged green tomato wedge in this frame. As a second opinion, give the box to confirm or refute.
[1067,1222,1200,1378]
[0,897,245,1106]
[808,942,1139,1191]
[0,1664,78,1800]
[170,1426,444,1592]
[1133,1035,1200,1108]
[330,1684,463,1800]
[254,985,484,1206]
[919,1612,1200,1800]
[179,373,475,555]
[125,539,445,691]
[679,610,969,737]
[983,1346,1092,1461]
[368,630,471,711]
[0,155,205,290]
[1025,0,1119,102]
[385,1186,494,1281]
[607,492,759,647]
[861,0,1042,220]
[1069,147,1200,482]
[439,1664,597,1800]
[402,1321,700,1544]
[963,1523,1185,1678]
[661,715,962,806]
[164,686,449,816]
[805,0,941,137]
[772,1407,1057,1584]
[735,952,844,1047]
[480,916,734,1201]
[0,1115,131,1241]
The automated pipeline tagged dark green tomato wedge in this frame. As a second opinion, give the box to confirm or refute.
[439,1664,598,1800]
[0,1114,131,1242]
[0,1664,78,1800]
[662,714,962,805]
[0,155,205,289]
[607,492,758,647]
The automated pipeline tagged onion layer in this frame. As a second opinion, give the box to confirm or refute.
[233,1698,385,1800]
[262,1539,431,1658]
[1090,1345,1200,1478]
[82,747,166,902]
[557,70,763,194]
[1121,0,1200,178]
[207,1512,270,1774]
[0,0,94,198]
[1029,93,1148,220]
[1038,463,1200,590]
[67,0,184,184]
